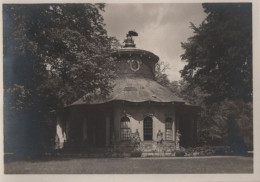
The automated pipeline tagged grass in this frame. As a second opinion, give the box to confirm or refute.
[5,156,253,174]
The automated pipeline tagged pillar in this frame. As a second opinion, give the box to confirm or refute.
[172,120,176,141]
[175,108,179,141]
[193,115,198,146]
[106,115,110,146]
[190,118,194,146]
[92,125,96,145]
[175,107,180,149]
[66,119,70,141]
[113,104,120,142]
[83,119,88,143]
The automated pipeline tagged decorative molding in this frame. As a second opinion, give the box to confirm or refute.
[121,110,132,118]
[143,112,155,118]
[128,59,142,72]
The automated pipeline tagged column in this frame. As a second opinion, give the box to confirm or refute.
[172,120,176,141]
[65,119,70,141]
[106,115,110,146]
[83,119,88,143]
[113,104,120,142]
[193,115,198,146]
[175,108,179,142]
[93,125,96,145]
[190,118,194,146]
[175,108,180,150]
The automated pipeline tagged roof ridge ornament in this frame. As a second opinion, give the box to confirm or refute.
[123,30,138,48]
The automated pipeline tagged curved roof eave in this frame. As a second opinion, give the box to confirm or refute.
[67,77,190,107]
[111,48,159,63]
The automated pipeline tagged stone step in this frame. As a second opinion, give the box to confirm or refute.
[142,152,175,157]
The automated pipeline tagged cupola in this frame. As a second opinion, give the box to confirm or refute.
[112,31,159,79]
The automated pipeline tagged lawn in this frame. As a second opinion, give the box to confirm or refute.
[5,156,253,174]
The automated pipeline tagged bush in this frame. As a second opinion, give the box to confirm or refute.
[214,148,226,155]
[182,146,232,156]
[130,151,142,157]
[175,151,185,157]
[230,136,248,155]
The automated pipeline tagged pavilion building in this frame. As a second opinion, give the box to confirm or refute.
[56,32,199,156]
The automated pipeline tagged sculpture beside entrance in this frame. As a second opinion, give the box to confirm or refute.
[176,130,181,150]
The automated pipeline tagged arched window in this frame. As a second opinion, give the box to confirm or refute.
[144,116,153,141]
[120,116,131,141]
[165,118,173,141]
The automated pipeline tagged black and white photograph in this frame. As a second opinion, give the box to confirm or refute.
[1,0,259,181]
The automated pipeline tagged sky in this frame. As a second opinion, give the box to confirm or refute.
[102,3,207,81]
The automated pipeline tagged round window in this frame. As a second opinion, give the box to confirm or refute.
[129,60,141,72]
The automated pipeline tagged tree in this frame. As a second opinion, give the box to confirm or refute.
[4,4,119,110]
[180,3,252,103]
[180,3,253,151]
[154,61,170,87]
[4,4,119,158]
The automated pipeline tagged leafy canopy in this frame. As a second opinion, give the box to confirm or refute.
[180,3,252,103]
[4,4,121,156]
[4,4,119,116]
[179,3,252,148]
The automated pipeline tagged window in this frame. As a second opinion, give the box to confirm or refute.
[144,116,153,140]
[120,116,131,141]
[165,118,173,141]
[129,60,141,72]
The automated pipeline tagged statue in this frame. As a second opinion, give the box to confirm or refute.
[157,130,163,144]
[123,30,138,48]
[176,130,181,150]
[132,129,141,143]
[135,129,140,137]
[128,30,138,37]
[131,129,141,148]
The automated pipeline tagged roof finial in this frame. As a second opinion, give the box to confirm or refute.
[123,30,138,48]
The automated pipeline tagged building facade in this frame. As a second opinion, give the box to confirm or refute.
[56,32,199,156]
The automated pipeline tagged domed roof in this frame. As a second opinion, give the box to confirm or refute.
[70,77,185,106]
[68,31,190,107]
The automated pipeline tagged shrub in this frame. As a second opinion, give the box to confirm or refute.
[175,151,185,157]
[214,148,226,155]
[130,151,142,157]
[182,146,232,156]
[230,136,248,155]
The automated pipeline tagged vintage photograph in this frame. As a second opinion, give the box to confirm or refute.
[3,2,255,176]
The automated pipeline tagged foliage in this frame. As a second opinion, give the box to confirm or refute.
[179,3,253,149]
[154,61,170,87]
[4,4,119,112]
[3,4,119,157]
[183,145,247,156]
[182,146,232,157]
[180,3,252,103]
[175,151,185,157]
[130,151,142,157]
[198,99,252,146]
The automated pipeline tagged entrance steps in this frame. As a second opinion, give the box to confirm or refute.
[113,140,176,157]
[58,141,177,157]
